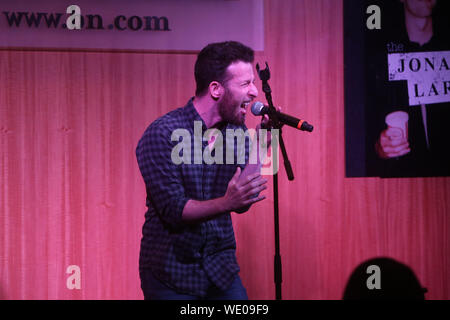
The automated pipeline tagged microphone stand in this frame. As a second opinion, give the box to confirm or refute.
[256,62,294,301]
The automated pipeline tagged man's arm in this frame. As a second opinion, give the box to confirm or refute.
[136,122,191,228]
[138,119,268,226]
[182,167,267,223]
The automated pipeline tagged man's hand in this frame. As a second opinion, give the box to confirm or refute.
[182,168,265,222]
[222,167,267,212]
[376,127,411,159]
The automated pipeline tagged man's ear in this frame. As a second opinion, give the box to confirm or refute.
[209,81,224,100]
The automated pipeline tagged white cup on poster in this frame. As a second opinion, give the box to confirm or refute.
[385,111,409,141]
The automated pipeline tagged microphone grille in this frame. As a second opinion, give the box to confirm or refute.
[251,101,265,116]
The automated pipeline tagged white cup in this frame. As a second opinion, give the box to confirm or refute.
[385,111,409,140]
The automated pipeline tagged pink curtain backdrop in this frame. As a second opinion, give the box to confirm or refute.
[1,0,449,299]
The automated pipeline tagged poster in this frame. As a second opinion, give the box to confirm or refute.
[345,0,450,177]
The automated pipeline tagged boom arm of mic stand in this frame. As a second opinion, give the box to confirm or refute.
[277,127,294,181]
[260,72,294,181]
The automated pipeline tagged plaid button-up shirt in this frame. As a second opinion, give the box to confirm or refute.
[136,98,250,297]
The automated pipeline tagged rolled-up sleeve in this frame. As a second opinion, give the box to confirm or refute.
[136,121,189,228]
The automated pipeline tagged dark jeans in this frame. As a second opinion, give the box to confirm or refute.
[140,268,248,300]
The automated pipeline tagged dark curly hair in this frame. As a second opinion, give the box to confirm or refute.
[194,41,254,96]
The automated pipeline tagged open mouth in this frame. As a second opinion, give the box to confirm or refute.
[240,101,251,110]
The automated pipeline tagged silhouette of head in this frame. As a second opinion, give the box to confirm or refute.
[343,257,427,300]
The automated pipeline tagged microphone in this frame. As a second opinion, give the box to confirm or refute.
[251,101,314,132]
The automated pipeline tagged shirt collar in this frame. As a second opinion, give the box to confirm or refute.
[183,97,207,131]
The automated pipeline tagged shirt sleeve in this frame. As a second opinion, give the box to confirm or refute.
[136,121,189,229]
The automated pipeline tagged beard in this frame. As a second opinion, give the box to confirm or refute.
[218,87,246,126]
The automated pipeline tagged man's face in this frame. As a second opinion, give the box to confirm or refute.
[218,61,258,126]
[402,0,436,18]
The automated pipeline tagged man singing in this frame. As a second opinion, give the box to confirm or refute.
[136,41,269,300]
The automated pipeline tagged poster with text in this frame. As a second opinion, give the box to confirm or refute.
[345,0,450,177]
